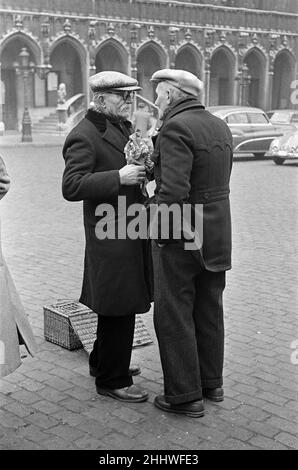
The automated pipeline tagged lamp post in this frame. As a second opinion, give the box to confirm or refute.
[240,63,251,106]
[13,47,51,142]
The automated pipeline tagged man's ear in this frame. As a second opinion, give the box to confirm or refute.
[98,95,106,108]
[167,88,173,104]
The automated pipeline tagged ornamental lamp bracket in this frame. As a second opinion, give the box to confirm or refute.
[36,63,52,79]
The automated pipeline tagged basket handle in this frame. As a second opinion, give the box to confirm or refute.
[54,299,79,305]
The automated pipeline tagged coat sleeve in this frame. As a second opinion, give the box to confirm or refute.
[152,119,195,244]
[157,119,194,205]
[62,131,120,202]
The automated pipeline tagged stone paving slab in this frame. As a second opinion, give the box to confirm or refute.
[0,145,297,450]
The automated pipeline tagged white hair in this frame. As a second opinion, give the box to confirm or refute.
[159,81,191,104]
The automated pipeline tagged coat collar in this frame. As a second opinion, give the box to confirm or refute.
[85,109,130,153]
[163,98,205,125]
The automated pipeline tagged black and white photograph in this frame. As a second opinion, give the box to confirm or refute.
[0,0,297,458]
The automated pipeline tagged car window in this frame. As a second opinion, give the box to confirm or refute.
[248,113,269,124]
[226,113,249,124]
[270,112,289,123]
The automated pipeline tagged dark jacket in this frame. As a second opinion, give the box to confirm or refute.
[151,98,233,271]
[62,110,152,316]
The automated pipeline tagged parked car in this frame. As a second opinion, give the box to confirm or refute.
[208,106,296,158]
[266,129,298,165]
[267,109,298,128]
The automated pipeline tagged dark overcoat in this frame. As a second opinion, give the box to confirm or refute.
[62,109,152,316]
[152,98,233,271]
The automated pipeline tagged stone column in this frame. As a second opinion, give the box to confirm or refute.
[235,68,242,106]
[88,21,98,106]
[241,63,251,106]
[204,55,211,107]
[0,62,5,135]
[169,27,179,69]
[130,24,139,81]
[130,24,139,117]
[267,68,274,111]
[266,50,275,111]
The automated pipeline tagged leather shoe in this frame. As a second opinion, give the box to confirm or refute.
[202,387,224,402]
[154,395,204,418]
[96,384,148,403]
[89,365,141,378]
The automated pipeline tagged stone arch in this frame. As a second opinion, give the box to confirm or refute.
[175,43,203,78]
[209,45,236,105]
[0,32,42,130]
[272,49,296,109]
[49,36,87,106]
[136,41,168,102]
[95,38,128,74]
[0,30,42,62]
[243,47,267,109]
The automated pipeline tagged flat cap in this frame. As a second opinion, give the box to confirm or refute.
[150,69,203,97]
[89,71,141,93]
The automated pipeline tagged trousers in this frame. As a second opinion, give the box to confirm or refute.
[89,314,135,389]
[152,241,226,404]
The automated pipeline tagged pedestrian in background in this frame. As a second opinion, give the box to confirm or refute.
[150,69,233,417]
[0,156,37,378]
[62,71,152,403]
[132,101,156,139]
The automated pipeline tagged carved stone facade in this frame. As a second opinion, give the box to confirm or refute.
[0,0,297,129]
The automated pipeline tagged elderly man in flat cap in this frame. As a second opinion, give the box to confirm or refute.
[150,69,233,417]
[62,71,152,403]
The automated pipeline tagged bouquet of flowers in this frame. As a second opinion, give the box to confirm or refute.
[124,130,154,196]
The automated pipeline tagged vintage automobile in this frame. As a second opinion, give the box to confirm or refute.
[267,109,298,128]
[208,106,296,158]
[266,129,298,165]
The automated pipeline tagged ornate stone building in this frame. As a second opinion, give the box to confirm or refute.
[0,0,297,130]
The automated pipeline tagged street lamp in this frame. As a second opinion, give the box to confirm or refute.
[240,63,251,106]
[13,47,51,142]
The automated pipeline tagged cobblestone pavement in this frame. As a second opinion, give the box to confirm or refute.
[0,141,297,450]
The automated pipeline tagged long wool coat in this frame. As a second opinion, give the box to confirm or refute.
[62,110,152,316]
[151,98,233,271]
[0,220,38,378]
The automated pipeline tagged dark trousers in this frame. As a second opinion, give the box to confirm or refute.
[152,241,226,405]
[89,314,135,389]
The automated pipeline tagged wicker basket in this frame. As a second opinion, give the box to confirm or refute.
[43,300,93,350]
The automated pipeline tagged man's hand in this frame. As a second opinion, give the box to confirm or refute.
[119,164,146,185]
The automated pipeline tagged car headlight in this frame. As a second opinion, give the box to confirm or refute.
[270,139,279,147]
[269,139,280,152]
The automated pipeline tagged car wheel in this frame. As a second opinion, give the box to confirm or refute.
[253,153,265,158]
[273,157,285,165]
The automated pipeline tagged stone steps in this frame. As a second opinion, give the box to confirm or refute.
[32,112,59,133]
